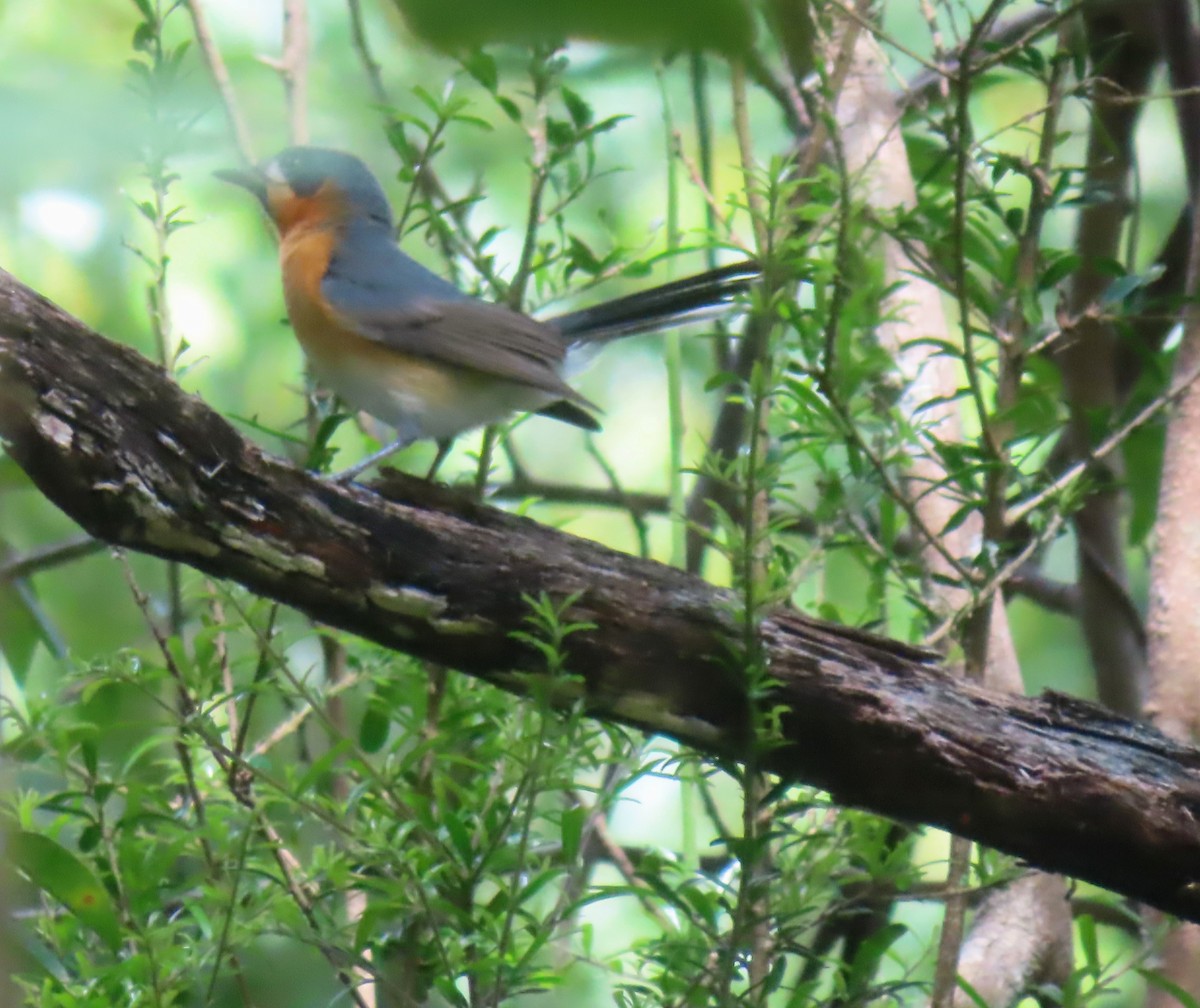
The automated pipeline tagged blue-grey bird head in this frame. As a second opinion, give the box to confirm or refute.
[216,146,394,230]
[267,147,393,227]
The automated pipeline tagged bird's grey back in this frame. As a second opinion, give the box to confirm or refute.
[324,218,467,313]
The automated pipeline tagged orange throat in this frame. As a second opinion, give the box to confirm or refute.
[277,224,350,362]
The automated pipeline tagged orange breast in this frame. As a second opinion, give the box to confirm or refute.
[276,222,454,430]
[277,224,399,376]
[268,182,362,360]
[278,225,346,358]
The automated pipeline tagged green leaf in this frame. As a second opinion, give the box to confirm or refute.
[0,584,40,682]
[0,559,60,684]
[1125,421,1164,546]
[444,812,474,862]
[559,804,585,862]
[461,49,498,91]
[566,234,602,275]
[1100,272,1145,306]
[11,831,122,952]
[954,975,991,1008]
[359,703,390,753]
[545,116,576,150]
[516,867,560,907]
[1139,967,1200,1008]
[496,95,522,123]
[293,740,354,796]
[561,86,592,129]
[1038,252,1081,291]
[131,21,156,54]
[846,922,907,992]
[0,455,33,491]
[1076,913,1098,974]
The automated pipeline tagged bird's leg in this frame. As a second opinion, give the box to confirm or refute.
[330,435,414,483]
[425,439,454,481]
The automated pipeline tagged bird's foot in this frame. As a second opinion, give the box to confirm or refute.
[326,437,412,484]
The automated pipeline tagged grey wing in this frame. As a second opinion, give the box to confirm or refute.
[327,288,594,408]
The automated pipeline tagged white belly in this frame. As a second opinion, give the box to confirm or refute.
[310,350,556,443]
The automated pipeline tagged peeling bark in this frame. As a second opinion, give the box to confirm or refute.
[4,269,1200,919]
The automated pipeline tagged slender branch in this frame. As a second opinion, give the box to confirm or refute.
[0,534,103,580]
[284,0,309,143]
[182,0,257,164]
[508,52,554,309]
[1007,570,1080,616]
[901,5,1072,107]
[117,550,219,873]
[584,440,651,556]
[261,0,311,144]
[347,0,388,105]
[1057,8,1158,716]
[671,130,734,234]
[1007,356,1200,527]
[256,812,373,1008]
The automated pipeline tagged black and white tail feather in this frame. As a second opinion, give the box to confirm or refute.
[551,260,759,348]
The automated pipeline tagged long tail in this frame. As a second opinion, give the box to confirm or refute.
[549,259,758,347]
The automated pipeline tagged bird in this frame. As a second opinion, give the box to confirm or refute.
[216,146,757,482]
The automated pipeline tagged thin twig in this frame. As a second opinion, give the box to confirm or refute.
[671,130,734,234]
[257,812,374,1008]
[248,671,362,759]
[583,796,677,931]
[949,0,1010,493]
[347,0,388,105]
[744,47,805,134]
[902,5,1072,107]
[925,508,1068,649]
[220,594,458,863]
[1007,571,1080,616]
[1007,355,1200,526]
[491,477,669,515]
[585,440,651,557]
[205,581,237,747]
[732,62,768,256]
[284,0,309,143]
[262,0,311,144]
[182,0,257,164]
[0,535,103,580]
[116,550,220,872]
[508,53,554,308]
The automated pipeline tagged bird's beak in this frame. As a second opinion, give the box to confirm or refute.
[214,166,267,205]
